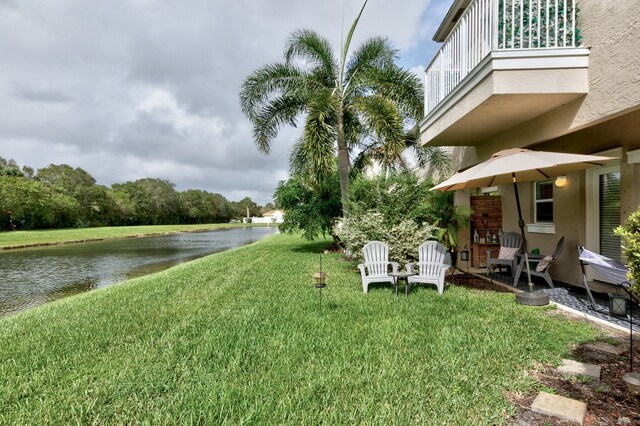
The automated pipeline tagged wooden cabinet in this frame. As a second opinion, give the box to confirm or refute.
[472,243,500,268]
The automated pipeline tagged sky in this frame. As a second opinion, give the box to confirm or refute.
[0,0,451,205]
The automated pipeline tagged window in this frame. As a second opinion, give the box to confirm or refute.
[599,172,621,260]
[534,180,553,223]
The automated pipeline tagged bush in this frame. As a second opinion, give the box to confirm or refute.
[336,211,438,266]
[349,173,434,226]
[615,207,640,295]
[274,176,342,241]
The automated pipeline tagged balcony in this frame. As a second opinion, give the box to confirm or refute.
[421,0,589,146]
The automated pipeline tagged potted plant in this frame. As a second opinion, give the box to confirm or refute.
[425,190,471,267]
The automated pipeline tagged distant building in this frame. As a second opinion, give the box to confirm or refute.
[243,209,285,224]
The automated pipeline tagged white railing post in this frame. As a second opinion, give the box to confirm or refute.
[492,0,499,50]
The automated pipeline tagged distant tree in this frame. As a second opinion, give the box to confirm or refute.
[106,188,137,225]
[274,175,341,240]
[178,189,234,224]
[112,178,179,225]
[211,193,234,222]
[21,166,35,179]
[0,157,25,177]
[231,197,261,219]
[37,164,114,226]
[0,158,272,230]
[180,190,209,224]
[261,202,275,214]
[0,176,79,229]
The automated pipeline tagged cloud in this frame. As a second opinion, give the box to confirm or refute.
[0,0,449,205]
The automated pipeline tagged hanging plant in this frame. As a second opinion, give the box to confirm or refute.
[497,0,580,49]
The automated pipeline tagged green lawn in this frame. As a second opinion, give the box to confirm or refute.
[0,223,263,249]
[0,233,598,424]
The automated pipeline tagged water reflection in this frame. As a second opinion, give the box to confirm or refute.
[0,227,278,317]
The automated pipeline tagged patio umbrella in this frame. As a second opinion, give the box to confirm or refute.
[432,148,615,248]
[432,148,615,304]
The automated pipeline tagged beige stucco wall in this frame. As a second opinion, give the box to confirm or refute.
[445,1,640,285]
[498,173,586,286]
[453,0,640,168]
[575,0,640,126]
[454,110,640,285]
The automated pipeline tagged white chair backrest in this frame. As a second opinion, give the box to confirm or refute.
[418,241,447,276]
[362,241,390,276]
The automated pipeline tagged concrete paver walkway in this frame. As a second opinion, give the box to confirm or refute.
[531,391,588,424]
[557,359,601,379]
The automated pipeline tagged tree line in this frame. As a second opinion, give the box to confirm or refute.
[0,158,269,231]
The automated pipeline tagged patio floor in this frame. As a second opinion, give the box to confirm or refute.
[482,270,640,333]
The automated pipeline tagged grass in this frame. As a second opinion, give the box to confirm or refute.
[0,233,599,424]
[0,223,264,249]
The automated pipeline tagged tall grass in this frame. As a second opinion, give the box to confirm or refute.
[0,233,597,424]
[0,223,263,249]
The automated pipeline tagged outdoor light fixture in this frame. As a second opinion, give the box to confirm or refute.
[313,254,327,312]
[554,176,568,187]
[460,246,470,275]
[609,294,628,317]
[460,246,469,262]
[313,271,327,288]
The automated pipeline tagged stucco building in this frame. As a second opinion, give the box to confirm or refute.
[420,0,640,286]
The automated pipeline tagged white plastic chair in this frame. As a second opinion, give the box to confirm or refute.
[406,241,449,295]
[357,241,399,293]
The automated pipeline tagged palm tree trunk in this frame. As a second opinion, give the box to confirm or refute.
[336,112,350,215]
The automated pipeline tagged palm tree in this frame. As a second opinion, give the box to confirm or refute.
[350,125,452,178]
[239,0,423,214]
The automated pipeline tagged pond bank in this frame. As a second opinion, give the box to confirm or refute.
[0,233,600,424]
[0,226,278,317]
[0,223,269,250]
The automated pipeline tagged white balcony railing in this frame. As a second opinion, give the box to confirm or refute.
[425,0,579,115]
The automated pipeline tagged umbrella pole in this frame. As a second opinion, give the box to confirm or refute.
[512,173,527,250]
[511,173,548,305]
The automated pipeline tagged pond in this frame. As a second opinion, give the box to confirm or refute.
[0,226,279,317]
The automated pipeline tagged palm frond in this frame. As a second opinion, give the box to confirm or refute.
[239,63,311,120]
[352,95,406,165]
[341,106,364,148]
[290,91,338,189]
[252,93,308,153]
[285,30,338,80]
[404,125,452,177]
[350,149,374,177]
[343,37,397,89]
[352,65,423,121]
[340,0,370,81]
[414,145,452,178]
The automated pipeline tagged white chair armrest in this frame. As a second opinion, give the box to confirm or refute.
[357,264,367,278]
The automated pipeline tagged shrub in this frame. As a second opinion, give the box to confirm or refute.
[349,173,434,226]
[348,173,469,252]
[274,176,342,240]
[615,207,640,295]
[337,211,438,266]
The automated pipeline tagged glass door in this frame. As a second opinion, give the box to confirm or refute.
[586,164,621,283]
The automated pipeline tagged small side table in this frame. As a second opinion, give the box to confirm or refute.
[389,272,417,297]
